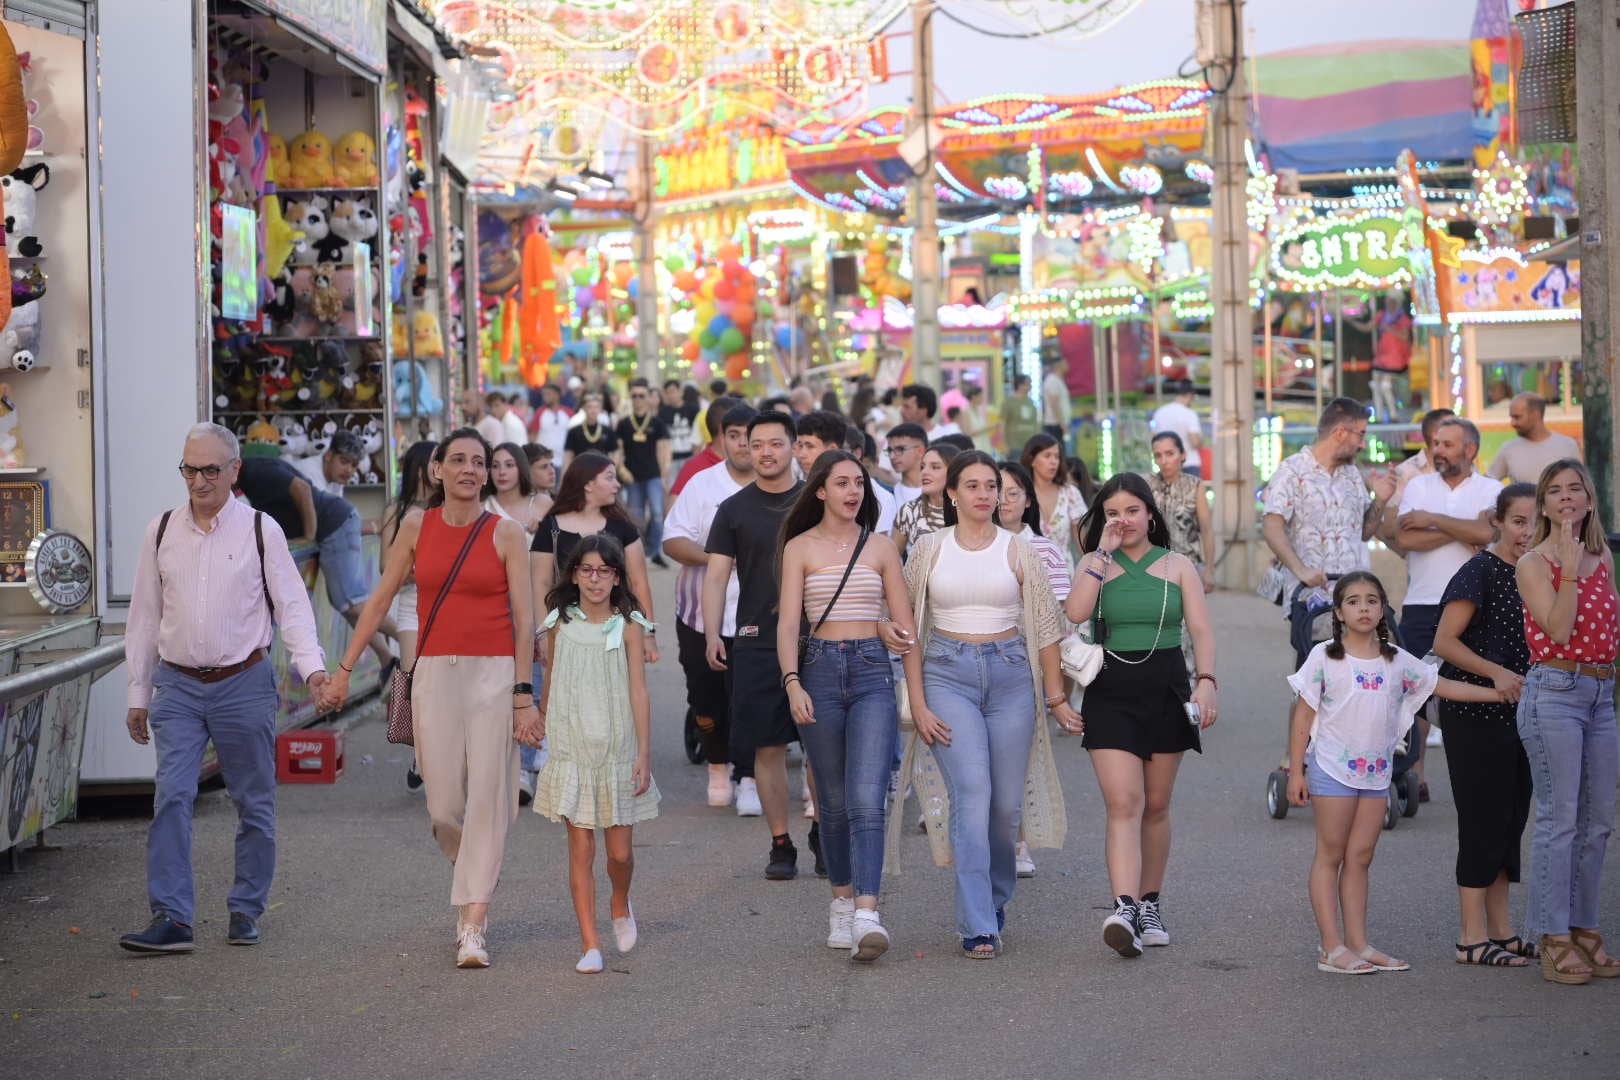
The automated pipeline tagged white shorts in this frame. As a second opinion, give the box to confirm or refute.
[391,583,419,634]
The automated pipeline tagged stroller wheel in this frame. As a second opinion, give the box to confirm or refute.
[1383,785,1401,830]
[1401,770,1421,818]
[1266,769,1289,819]
[683,708,705,765]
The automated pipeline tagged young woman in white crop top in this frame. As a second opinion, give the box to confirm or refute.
[899,451,1079,958]
[776,451,915,961]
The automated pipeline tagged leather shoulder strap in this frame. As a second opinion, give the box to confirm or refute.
[415,511,491,665]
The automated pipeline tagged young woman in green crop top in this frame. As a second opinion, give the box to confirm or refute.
[1066,472,1218,960]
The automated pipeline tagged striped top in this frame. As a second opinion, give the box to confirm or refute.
[803,563,885,625]
[1019,526,1071,603]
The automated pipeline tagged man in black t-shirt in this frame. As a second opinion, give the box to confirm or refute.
[235,455,397,669]
[704,410,806,880]
[659,379,700,470]
[563,392,619,469]
[617,377,672,568]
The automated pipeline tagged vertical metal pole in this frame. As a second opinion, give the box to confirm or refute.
[1313,291,1324,417]
[1262,287,1274,415]
[1209,0,1257,588]
[909,0,942,390]
[1333,290,1345,398]
[635,135,661,383]
[1576,0,1620,523]
[1109,322,1123,420]
[1150,296,1163,407]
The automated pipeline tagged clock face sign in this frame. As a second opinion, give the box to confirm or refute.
[26,530,91,614]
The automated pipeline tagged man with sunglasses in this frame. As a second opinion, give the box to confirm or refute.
[120,424,327,954]
[617,377,673,568]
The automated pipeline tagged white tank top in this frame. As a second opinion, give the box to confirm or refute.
[929,528,1021,634]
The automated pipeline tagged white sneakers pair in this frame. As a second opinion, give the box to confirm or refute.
[1015,840,1036,878]
[456,922,489,969]
[576,905,638,974]
[826,898,891,962]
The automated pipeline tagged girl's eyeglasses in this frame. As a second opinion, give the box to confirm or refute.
[575,566,618,581]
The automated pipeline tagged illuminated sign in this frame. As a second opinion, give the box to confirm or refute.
[655,129,788,201]
[1270,213,1413,289]
[747,208,815,244]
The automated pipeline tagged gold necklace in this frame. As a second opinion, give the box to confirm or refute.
[627,410,653,443]
[582,420,603,442]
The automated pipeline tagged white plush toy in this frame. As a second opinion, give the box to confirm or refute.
[0,301,39,371]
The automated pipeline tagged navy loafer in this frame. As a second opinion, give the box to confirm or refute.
[227,912,260,946]
[119,915,194,954]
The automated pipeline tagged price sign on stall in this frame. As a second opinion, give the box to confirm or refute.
[1269,212,1414,290]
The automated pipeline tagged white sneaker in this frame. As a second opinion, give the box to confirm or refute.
[1426,726,1444,747]
[851,910,891,962]
[456,923,490,969]
[1015,840,1036,878]
[804,797,817,819]
[706,764,733,807]
[612,905,638,953]
[802,765,816,818]
[518,770,537,807]
[736,777,763,817]
[575,947,603,974]
[1138,897,1170,947]
[827,897,855,949]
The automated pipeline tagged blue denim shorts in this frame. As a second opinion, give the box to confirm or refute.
[317,509,370,611]
[1307,749,1388,799]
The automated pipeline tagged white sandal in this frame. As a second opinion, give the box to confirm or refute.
[1357,945,1410,972]
[1316,945,1376,974]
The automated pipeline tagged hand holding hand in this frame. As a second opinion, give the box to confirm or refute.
[788,682,815,724]
[321,668,351,713]
[126,708,150,745]
[1052,700,1084,735]
[513,703,543,746]
[879,620,914,655]
[1491,666,1525,704]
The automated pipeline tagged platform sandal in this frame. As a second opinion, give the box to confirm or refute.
[1569,929,1620,978]
[1489,934,1538,960]
[961,934,997,959]
[1456,941,1528,967]
[1539,935,1593,985]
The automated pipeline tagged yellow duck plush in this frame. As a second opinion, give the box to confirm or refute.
[286,129,334,189]
[332,130,379,187]
[266,133,291,187]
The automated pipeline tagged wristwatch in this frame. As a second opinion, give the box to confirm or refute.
[513,682,535,696]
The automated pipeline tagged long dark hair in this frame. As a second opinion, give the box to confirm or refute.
[1066,455,1098,503]
[388,439,439,540]
[1325,570,1396,661]
[996,460,1043,535]
[941,450,1000,527]
[779,450,879,555]
[491,441,534,497]
[1020,432,1063,482]
[552,451,629,521]
[544,533,641,624]
[427,428,494,507]
[1077,472,1172,553]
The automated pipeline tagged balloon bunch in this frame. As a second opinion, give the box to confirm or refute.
[670,241,772,383]
[861,236,911,303]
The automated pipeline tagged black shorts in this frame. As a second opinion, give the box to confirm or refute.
[726,643,798,750]
[1081,646,1200,760]
[677,620,729,721]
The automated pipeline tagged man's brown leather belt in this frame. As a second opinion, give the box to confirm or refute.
[1536,657,1615,680]
[163,649,267,683]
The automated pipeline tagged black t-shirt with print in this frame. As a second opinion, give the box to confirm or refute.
[705,481,804,646]
[564,423,619,458]
[616,413,671,481]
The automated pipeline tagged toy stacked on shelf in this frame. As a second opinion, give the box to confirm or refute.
[206,41,388,486]
[385,82,448,445]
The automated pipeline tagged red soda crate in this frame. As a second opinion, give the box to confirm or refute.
[276,729,345,783]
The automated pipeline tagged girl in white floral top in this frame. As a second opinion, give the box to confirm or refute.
[1285,571,1500,975]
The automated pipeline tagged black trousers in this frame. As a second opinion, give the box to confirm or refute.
[1440,698,1532,888]
[677,619,752,779]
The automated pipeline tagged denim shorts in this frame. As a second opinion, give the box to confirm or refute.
[1307,749,1388,798]
[317,509,370,611]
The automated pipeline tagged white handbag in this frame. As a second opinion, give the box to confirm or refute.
[1060,621,1105,686]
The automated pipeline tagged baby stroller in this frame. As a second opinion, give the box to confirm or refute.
[1264,580,1423,830]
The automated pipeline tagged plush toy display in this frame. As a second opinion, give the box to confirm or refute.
[245,417,281,448]
[285,196,328,267]
[332,130,379,187]
[308,261,344,329]
[10,260,43,306]
[0,26,28,175]
[286,129,335,188]
[329,196,378,248]
[411,308,445,358]
[261,194,304,278]
[266,133,290,186]
[0,299,38,371]
[0,382,24,467]
[3,162,50,257]
[392,358,441,416]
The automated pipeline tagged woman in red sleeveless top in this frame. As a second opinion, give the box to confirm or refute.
[322,430,541,969]
[1514,459,1620,984]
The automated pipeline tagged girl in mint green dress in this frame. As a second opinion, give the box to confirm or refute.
[535,534,658,974]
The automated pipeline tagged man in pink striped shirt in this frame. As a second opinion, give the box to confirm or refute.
[119,423,326,954]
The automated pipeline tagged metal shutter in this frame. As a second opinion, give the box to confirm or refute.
[5,0,91,37]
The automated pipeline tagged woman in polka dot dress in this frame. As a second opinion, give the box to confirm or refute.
[1514,460,1620,985]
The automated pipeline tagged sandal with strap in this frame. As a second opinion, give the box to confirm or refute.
[1316,945,1376,975]
[961,934,997,959]
[1357,945,1410,972]
[1540,935,1593,985]
[1456,941,1529,967]
[1489,935,1538,960]
[1570,929,1620,978]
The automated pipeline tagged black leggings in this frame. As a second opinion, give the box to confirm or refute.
[677,620,753,780]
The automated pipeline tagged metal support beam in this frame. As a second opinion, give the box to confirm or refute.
[1576,0,1620,522]
[1209,0,1259,589]
[908,0,941,390]
[634,135,661,383]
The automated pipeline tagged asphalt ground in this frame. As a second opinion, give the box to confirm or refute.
[2,571,1618,1080]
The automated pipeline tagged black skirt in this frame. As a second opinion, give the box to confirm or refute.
[1081,647,1200,760]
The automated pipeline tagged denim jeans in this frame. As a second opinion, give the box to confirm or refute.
[799,637,897,897]
[1518,664,1619,939]
[623,477,665,556]
[520,661,545,772]
[147,658,281,924]
[923,634,1036,939]
[317,507,369,611]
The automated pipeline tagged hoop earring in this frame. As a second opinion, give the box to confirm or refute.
[950,498,959,507]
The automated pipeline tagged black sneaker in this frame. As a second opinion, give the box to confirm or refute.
[807,822,827,878]
[1138,897,1170,947]
[119,915,194,954]
[765,839,798,881]
[227,912,260,946]
[1102,898,1142,958]
[406,766,424,792]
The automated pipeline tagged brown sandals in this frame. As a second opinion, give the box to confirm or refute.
[1570,929,1620,978]
[1540,935,1594,985]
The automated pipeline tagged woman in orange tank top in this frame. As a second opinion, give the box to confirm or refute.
[320,429,541,970]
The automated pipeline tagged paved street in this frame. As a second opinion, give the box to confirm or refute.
[3,576,1618,1080]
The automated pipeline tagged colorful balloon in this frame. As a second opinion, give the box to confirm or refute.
[718,327,745,353]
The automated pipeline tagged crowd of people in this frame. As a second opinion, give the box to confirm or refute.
[118,376,1614,987]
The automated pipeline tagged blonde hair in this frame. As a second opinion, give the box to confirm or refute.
[1531,458,1608,554]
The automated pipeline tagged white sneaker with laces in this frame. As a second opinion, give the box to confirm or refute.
[706,764,733,807]
[851,910,891,962]
[1102,900,1143,958]
[827,897,854,950]
[736,777,763,817]
[1138,897,1170,947]
[518,770,537,806]
[1015,840,1036,878]
[575,948,604,974]
[613,905,638,953]
[456,923,490,969]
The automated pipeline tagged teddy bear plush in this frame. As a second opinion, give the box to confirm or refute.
[332,130,379,187]
[309,261,345,330]
[286,129,335,188]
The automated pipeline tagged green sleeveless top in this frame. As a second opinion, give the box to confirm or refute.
[1097,547,1183,651]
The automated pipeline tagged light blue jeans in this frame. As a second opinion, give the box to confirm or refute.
[147,658,281,924]
[923,634,1036,939]
[1517,664,1619,939]
[799,637,897,897]
[623,477,665,555]
[520,661,545,772]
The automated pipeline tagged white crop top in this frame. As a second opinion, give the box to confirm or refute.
[928,528,1021,634]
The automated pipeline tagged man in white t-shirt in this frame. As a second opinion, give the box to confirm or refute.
[464,389,505,449]
[1395,416,1499,791]
[289,430,364,497]
[532,382,572,462]
[1486,392,1582,483]
[1148,380,1202,477]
